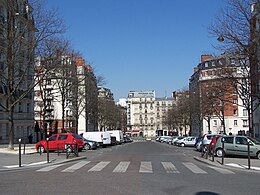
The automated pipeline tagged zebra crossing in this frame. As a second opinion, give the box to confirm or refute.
[35,160,236,175]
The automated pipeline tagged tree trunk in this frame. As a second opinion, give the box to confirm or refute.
[8,107,14,150]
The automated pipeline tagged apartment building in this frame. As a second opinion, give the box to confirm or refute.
[77,59,98,134]
[0,0,35,143]
[189,54,249,136]
[126,90,174,137]
[251,2,260,139]
[35,55,98,136]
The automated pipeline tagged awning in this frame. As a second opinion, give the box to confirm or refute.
[131,130,140,133]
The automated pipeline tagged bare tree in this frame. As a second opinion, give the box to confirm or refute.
[166,91,190,136]
[0,0,66,149]
[97,98,121,131]
[209,0,259,137]
[35,38,71,138]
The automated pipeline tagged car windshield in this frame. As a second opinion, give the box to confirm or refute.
[248,137,260,144]
[73,134,83,139]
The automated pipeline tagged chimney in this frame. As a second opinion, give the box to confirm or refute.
[201,55,213,62]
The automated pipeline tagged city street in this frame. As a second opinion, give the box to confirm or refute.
[0,141,259,195]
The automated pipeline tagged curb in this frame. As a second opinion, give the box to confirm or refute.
[194,156,260,173]
[0,155,87,173]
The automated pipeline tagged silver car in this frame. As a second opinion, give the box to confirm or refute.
[215,135,260,159]
[176,136,196,147]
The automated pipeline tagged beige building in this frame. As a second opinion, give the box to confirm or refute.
[126,90,174,137]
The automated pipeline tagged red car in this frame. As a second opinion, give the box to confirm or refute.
[36,133,84,153]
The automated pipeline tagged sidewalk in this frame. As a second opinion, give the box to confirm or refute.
[0,144,86,171]
[194,155,260,172]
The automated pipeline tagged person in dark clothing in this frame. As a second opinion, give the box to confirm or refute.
[28,134,33,144]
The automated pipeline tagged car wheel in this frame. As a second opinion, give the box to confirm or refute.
[256,151,260,159]
[37,145,45,153]
[216,148,224,157]
[84,144,91,150]
[180,143,185,147]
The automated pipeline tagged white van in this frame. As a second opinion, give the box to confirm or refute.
[82,131,111,147]
[107,130,124,144]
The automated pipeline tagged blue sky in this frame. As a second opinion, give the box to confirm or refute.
[46,0,224,101]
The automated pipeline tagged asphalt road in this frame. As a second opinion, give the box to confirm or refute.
[0,141,259,195]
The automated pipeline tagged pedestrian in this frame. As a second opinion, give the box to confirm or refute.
[28,134,33,144]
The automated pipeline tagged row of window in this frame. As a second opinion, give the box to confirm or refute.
[213,119,248,127]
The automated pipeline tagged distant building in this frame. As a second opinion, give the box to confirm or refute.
[98,87,114,100]
[126,90,174,137]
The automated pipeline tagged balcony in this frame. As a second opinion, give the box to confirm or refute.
[45,105,54,111]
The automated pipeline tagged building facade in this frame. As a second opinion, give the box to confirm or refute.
[189,54,249,136]
[126,90,174,137]
[0,0,35,143]
[251,2,260,139]
[35,55,98,136]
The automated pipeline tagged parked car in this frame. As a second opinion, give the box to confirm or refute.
[82,131,111,147]
[172,136,185,145]
[124,136,133,143]
[196,139,203,151]
[83,139,98,150]
[202,134,219,146]
[107,130,124,144]
[176,136,196,147]
[159,136,172,143]
[214,135,260,159]
[36,133,84,153]
[167,136,177,145]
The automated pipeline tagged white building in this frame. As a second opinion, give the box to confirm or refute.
[126,90,174,137]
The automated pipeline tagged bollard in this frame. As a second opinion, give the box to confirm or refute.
[57,143,60,156]
[66,144,69,159]
[248,140,251,169]
[39,144,42,155]
[212,147,215,162]
[19,139,22,167]
[205,145,208,159]
[23,139,26,155]
[46,138,49,163]
[74,143,78,157]
[221,137,225,165]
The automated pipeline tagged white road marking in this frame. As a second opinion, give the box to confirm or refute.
[208,165,235,174]
[113,161,130,173]
[61,161,90,172]
[139,161,153,173]
[183,162,207,174]
[161,162,180,173]
[88,161,110,172]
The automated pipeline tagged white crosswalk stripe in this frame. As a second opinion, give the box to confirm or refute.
[161,162,179,173]
[113,161,130,173]
[182,162,207,174]
[35,160,236,175]
[88,161,110,172]
[139,161,153,173]
[61,161,90,173]
[207,165,235,174]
